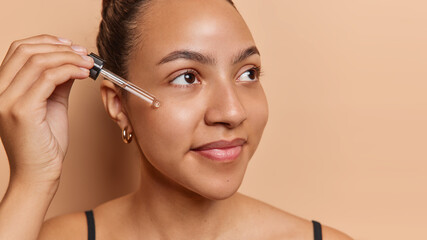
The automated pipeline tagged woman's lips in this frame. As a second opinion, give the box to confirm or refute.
[191,138,246,162]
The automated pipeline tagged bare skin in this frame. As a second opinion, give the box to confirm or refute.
[0,35,94,239]
[0,0,352,239]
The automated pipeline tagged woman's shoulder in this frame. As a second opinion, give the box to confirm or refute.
[234,193,353,240]
[38,211,87,240]
[38,194,131,240]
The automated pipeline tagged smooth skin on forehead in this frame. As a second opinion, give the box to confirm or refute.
[129,0,258,76]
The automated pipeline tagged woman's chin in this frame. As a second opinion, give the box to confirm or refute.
[192,178,244,201]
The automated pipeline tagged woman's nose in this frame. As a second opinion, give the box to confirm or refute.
[204,82,247,129]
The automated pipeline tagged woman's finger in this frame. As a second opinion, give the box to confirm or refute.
[8,64,89,122]
[12,65,89,137]
[0,44,87,94]
[29,64,90,103]
[1,34,71,66]
[0,51,93,103]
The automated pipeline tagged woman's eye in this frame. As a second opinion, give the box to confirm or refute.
[170,71,200,86]
[238,67,260,82]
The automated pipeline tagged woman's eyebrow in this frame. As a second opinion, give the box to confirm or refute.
[156,46,260,66]
[231,46,260,65]
[157,50,216,65]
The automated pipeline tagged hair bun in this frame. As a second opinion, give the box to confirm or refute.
[97,0,147,78]
[102,0,114,9]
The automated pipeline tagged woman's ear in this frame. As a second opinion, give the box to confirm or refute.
[100,80,133,133]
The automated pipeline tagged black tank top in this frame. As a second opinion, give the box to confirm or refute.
[85,210,322,240]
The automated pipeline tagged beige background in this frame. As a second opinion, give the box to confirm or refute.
[1,0,426,239]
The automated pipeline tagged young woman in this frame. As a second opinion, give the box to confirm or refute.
[0,0,352,239]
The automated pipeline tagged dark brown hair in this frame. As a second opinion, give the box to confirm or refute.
[96,0,236,79]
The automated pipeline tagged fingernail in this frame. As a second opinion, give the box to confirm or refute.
[71,45,87,53]
[57,37,72,44]
[81,55,93,62]
[80,67,90,73]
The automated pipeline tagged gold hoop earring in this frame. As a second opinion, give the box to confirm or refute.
[122,127,133,144]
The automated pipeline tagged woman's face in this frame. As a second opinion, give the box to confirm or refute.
[125,0,268,200]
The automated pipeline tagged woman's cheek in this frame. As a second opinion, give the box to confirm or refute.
[243,87,269,156]
[133,99,207,187]
[253,94,269,134]
[133,100,203,160]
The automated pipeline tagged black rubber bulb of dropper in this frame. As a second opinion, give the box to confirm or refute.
[87,53,104,80]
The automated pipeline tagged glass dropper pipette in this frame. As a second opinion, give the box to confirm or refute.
[87,53,160,109]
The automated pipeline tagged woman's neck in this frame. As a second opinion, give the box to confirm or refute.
[128,157,240,239]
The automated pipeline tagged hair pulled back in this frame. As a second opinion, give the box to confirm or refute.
[96,0,236,79]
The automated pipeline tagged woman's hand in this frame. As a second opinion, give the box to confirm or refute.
[0,34,94,240]
[0,34,94,186]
